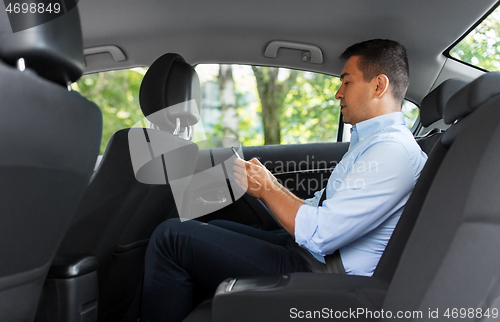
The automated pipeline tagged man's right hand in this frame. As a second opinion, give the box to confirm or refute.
[233,158,280,199]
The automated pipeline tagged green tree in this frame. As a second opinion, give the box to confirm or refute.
[281,72,341,144]
[218,65,239,147]
[402,100,419,129]
[76,65,418,154]
[252,67,298,145]
[450,6,500,71]
[73,68,146,154]
[233,81,264,147]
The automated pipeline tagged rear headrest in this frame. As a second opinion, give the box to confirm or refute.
[445,72,500,124]
[420,78,469,127]
[0,2,84,86]
[139,53,201,133]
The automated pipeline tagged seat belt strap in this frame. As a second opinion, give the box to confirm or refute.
[319,188,346,274]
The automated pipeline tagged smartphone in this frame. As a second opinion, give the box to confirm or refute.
[231,147,243,160]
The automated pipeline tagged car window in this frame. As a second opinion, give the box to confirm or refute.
[402,100,419,129]
[196,64,419,146]
[196,64,343,147]
[72,68,147,154]
[447,4,500,71]
[73,65,420,152]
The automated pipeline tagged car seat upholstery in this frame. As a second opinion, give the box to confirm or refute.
[375,78,469,283]
[0,5,102,322]
[416,78,469,155]
[54,53,201,322]
[382,71,500,319]
[182,77,477,321]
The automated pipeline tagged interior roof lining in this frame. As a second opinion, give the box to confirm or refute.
[77,0,500,103]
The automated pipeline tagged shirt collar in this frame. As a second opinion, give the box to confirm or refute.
[350,112,405,147]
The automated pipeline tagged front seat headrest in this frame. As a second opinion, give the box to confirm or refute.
[139,53,201,133]
[0,1,84,86]
[445,72,500,124]
[420,78,469,127]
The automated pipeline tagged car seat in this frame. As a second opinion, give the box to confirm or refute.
[182,77,476,321]
[202,72,500,321]
[49,53,201,322]
[0,4,102,322]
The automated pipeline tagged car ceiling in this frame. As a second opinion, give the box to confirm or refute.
[77,0,499,104]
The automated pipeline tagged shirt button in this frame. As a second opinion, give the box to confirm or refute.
[360,138,364,141]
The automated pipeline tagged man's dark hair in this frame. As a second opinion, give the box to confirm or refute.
[340,39,409,105]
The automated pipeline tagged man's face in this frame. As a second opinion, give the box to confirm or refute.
[335,56,374,126]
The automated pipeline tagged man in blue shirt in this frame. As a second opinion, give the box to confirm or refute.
[141,39,427,322]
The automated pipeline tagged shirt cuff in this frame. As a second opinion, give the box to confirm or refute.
[294,203,319,250]
[302,189,323,207]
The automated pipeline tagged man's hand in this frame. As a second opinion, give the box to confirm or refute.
[233,158,279,199]
[233,157,303,236]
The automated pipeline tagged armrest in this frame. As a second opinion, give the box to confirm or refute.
[212,273,388,322]
[47,254,99,279]
[35,255,99,322]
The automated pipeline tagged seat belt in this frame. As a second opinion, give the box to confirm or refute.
[319,189,346,274]
[286,189,346,274]
[318,188,327,206]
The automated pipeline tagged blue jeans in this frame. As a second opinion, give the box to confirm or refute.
[140,219,310,322]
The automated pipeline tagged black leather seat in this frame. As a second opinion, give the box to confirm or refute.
[196,72,500,321]
[0,5,102,322]
[55,53,201,322]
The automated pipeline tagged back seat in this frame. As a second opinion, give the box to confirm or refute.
[183,77,475,321]
[382,71,500,319]
[375,78,469,283]
[204,72,500,322]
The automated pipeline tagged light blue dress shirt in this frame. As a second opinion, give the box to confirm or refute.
[294,112,427,276]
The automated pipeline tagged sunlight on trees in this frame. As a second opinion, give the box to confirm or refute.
[450,5,500,71]
[76,65,420,153]
[281,72,341,144]
[72,68,146,154]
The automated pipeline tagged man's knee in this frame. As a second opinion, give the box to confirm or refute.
[150,218,204,249]
[151,218,185,242]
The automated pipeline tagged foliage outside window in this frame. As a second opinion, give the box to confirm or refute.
[196,65,343,147]
[449,5,500,71]
[72,68,147,154]
[196,64,419,147]
[74,65,419,154]
[402,100,419,129]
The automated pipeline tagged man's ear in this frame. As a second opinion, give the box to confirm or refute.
[374,74,390,98]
